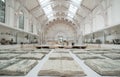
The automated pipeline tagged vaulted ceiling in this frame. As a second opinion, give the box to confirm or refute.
[18,0,103,27]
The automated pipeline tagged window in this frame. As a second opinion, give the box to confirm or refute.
[31,24,33,33]
[59,36,63,42]
[0,0,5,23]
[19,11,24,29]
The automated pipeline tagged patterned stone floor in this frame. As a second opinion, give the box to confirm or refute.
[0,48,120,77]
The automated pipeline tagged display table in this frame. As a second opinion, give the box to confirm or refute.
[36,45,87,49]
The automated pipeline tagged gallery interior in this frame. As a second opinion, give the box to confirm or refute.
[0,0,120,77]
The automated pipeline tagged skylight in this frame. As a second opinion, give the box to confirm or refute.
[67,0,83,18]
[38,0,83,20]
[43,5,52,14]
[68,13,74,18]
[71,0,83,5]
[2,0,5,2]
[47,13,54,19]
[39,0,54,19]
[39,0,50,6]
[67,4,77,18]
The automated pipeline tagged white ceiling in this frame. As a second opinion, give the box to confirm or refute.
[19,0,103,26]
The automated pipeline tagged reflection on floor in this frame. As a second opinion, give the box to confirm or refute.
[0,48,120,77]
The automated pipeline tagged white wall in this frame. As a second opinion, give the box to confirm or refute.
[110,0,120,26]
[0,0,39,44]
[45,23,77,41]
[82,0,120,44]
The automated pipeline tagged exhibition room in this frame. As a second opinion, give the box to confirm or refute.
[0,0,120,77]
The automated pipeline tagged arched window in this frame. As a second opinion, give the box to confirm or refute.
[31,24,33,33]
[0,0,5,23]
[19,11,24,29]
[59,36,63,42]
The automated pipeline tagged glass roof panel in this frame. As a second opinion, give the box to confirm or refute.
[47,13,54,19]
[68,4,77,18]
[69,4,77,14]
[38,0,83,20]
[39,0,54,19]
[43,5,52,14]
[71,0,82,5]
[1,0,5,2]
[67,0,83,18]
[39,0,50,6]
[68,13,74,18]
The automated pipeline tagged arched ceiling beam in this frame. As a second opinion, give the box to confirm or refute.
[41,15,80,33]
[43,18,79,35]
[29,5,41,12]
[37,10,83,23]
[81,4,92,12]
